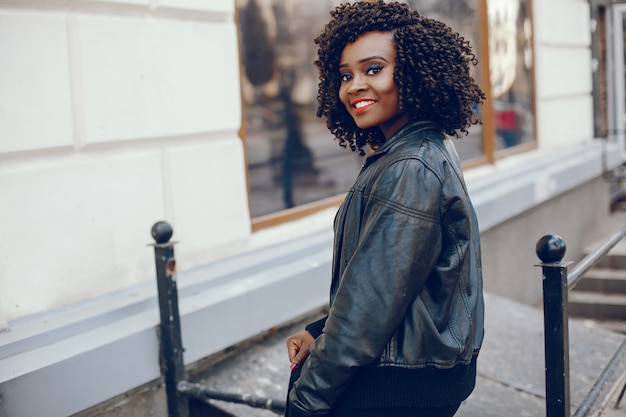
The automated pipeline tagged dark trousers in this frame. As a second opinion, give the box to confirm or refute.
[285,368,461,417]
[328,404,460,417]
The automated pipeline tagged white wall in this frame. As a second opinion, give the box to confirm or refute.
[533,0,595,146]
[0,0,250,323]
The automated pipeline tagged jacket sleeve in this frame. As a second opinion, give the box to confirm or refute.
[305,316,327,339]
[288,158,443,416]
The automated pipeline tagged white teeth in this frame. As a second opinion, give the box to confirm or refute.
[354,100,375,109]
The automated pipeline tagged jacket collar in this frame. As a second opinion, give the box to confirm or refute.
[363,120,442,169]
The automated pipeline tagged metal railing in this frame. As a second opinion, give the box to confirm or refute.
[535,227,626,417]
[150,220,626,417]
[150,221,286,417]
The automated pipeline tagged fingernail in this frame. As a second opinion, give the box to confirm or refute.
[290,362,298,371]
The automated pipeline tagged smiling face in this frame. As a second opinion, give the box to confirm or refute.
[338,31,409,141]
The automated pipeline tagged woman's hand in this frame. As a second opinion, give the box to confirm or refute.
[286,330,314,370]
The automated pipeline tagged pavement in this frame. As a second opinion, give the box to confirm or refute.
[190,290,626,417]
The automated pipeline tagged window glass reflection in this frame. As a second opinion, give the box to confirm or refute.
[239,0,366,218]
[406,0,484,160]
[488,0,534,150]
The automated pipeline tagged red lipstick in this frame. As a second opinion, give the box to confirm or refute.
[352,99,376,115]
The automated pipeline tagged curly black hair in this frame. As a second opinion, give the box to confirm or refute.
[314,0,486,153]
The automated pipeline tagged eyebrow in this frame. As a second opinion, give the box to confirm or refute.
[338,55,390,69]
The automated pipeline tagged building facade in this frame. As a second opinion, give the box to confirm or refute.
[1,0,624,416]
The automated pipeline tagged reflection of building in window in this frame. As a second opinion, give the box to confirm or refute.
[488,0,534,150]
[407,0,486,162]
[407,0,478,52]
[238,0,365,218]
[489,0,518,98]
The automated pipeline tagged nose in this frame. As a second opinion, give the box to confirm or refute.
[347,74,367,95]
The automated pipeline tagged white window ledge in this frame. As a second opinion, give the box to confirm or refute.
[466,140,625,231]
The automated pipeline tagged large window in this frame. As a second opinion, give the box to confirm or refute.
[237,0,536,226]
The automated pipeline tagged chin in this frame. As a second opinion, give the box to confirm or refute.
[353,119,375,130]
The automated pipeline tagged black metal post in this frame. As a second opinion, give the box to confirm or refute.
[536,234,572,417]
[151,221,189,417]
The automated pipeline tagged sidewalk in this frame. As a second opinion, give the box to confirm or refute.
[191,291,626,417]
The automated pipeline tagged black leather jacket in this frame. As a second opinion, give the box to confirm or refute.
[288,121,485,416]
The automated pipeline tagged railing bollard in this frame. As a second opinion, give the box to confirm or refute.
[151,221,189,417]
[535,234,573,417]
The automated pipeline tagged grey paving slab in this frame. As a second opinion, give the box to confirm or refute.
[477,293,626,415]
[192,293,626,417]
[457,377,546,417]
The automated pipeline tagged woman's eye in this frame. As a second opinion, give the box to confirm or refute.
[340,73,352,82]
[366,65,383,75]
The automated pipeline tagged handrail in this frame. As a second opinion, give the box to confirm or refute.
[573,339,626,417]
[568,223,626,289]
[151,220,626,417]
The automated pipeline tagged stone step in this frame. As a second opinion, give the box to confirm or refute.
[583,236,626,270]
[574,268,626,294]
[568,291,626,321]
[584,319,626,335]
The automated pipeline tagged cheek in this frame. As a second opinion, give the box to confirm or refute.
[338,85,349,107]
[376,77,398,97]
[379,83,401,111]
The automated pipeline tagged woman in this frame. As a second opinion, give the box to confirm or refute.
[285,2,485,416]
